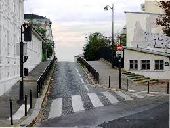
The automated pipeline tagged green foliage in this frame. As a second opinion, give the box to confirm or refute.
[120,34,126,46]
[156,1,170,36]
[42,41,54,61]
[36,27,47,37]
[42,51,47,62]
[83,32,111,61]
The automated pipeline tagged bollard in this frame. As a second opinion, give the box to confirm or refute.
[25,95,27,116]
[37,82,39,98]
[127,79,129,91]
[108,76,110,88]
[9,99,13,125]
[167,82,169,94]
[30,90,32,109]
[147,81,150,94]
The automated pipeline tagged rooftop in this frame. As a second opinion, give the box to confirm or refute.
[124,11,162,16]
[125,47,170,57]
[24,14,50,20]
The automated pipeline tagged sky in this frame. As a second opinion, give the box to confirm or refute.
[24,0,144,62]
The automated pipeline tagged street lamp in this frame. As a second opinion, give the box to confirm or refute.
[104,4,114,68]
[118,56,121,89]
[104,4,114,46]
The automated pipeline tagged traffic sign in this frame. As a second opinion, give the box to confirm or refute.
[116,45,124,51]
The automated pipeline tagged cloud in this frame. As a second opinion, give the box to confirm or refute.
[24,0,144,61]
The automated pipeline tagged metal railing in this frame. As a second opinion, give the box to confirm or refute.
[36,56,56,97]
[77,57,99,84]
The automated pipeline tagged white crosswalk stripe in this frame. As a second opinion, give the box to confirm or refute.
[102,92,119,104]
[115,91,133,100]
[9,104,30,120]
[47,91,145,119]
[87,93,103,107]
[48,98,62,119]
[72,95,85,112]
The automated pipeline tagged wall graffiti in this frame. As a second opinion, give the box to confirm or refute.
[144,32,170,48]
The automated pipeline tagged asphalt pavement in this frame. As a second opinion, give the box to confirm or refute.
[38,62,169,127]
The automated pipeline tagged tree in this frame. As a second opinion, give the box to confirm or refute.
[156,1,170,36]
[83,32,111,61]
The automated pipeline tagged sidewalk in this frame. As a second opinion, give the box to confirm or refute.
[87,59,168,94]
[0,60,51,126]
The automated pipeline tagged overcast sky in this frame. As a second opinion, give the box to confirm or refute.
[24,0,144,62]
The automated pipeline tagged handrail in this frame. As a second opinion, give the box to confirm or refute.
[77,57,99,84]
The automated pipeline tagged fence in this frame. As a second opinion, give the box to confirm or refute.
[77,57,99,84]
[9,56,56,125]
[37,56,56,97]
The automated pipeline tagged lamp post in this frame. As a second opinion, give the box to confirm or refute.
[104,4,114,68]
[118,56,121,89]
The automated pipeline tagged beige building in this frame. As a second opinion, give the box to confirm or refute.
[144,0,164,14]
[124,0,170,79]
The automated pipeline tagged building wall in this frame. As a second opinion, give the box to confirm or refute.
[124,49,170,79]
[24,32,42,72]
[126,12,163,48]
[0,0,24,96]
[144,0,164,14]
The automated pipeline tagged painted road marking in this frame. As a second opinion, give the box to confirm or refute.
[88,93,103,107]
[115,91,133,100]
[102,92,119,104]
[132,92,145,98]
[72,95,85,112]
[75,68,79,73]
[75,68,89,91]
[83,84,89,91]
[80,78,85,84]
[9,104,30,120]
[129,89,135,92]
[48,98,62,119]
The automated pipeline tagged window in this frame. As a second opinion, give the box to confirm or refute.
[155,60,164,70]
[129,60,138,70]
[141,60,150,70]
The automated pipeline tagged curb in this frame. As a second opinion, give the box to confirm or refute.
[15,62,56,127]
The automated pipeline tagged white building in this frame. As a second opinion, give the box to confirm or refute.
[24,30,43,72]
[0,0,24,95]
[24,14,53,41]
[124,47,170,80]
[124,0,170,80]
[0,1,44,96]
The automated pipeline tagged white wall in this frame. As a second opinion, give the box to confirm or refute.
[124,49,170,80]
[126,12,163,48]
[144,0,164,14]
[24,32,42,72]
[0,0,24,96]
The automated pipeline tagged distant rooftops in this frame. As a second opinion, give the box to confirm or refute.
[24,14,48,19]
[24,14,52,24]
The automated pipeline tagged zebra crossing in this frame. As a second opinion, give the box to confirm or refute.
[48,90,143,119]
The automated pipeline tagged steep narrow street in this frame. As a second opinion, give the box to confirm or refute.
[35,62,169,127]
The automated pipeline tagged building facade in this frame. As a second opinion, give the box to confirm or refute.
[124,48,170,79]
[0,0,24,95]
[0,1,44,96]
[24,14,53,41]
[24,30,43,72]
[124,0,170,80]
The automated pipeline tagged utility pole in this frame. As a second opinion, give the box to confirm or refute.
[104,4,115,68]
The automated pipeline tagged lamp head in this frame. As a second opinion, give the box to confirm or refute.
[104,6,108,11]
